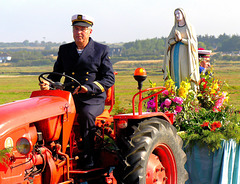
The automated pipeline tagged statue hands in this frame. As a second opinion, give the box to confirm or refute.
[175,30,182,42]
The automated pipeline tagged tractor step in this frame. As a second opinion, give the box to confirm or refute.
[69,167,105,174]
[69,168,112,183]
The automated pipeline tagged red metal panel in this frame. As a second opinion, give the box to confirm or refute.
[0,95,68,138]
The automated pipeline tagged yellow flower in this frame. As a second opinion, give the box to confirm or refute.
[224,96,229,103]
[213,83,219,90]
[177,80,191,99]
[164,78,175,92]
[152,82,157,92]
[210,88,216,94]
[148,79,159,93]
[178,86,187,99]
[180,81,191,91]
[222,91,229,103]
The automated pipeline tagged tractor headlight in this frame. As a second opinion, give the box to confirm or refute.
[117,120,128,129]
[16,137,33,155]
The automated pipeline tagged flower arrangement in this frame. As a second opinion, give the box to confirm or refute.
[147,71,240,152]
[147,74,191,115]
[198,72,229,112]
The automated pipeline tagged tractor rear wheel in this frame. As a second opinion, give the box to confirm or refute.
[115,118,188,184]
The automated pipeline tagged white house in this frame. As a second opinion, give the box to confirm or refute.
[0,52,12,63]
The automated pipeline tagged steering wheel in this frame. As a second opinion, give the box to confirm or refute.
[39,72,81,90]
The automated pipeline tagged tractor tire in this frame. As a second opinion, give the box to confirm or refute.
[114,117,188,184]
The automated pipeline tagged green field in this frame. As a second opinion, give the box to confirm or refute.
[0,60,239,112]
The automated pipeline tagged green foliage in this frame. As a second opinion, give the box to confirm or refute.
[174,74,240,152]
[0,148,11,166]
[3,49,56,67]
[120,37,166,60]
[217,35,240,52]
[12,59,52,67]
[0,40,62,48]
[111,97,132,115]
[176,106,240,152]
[2,34,240,66]
[112,34,240,61]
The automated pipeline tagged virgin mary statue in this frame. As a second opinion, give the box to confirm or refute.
[163,8,199,90]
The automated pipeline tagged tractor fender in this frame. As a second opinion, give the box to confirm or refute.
[0,96,70,139]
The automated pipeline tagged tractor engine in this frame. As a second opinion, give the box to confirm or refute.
[0,90,76,184]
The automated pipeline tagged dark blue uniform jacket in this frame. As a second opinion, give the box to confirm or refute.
[49,38,115,105]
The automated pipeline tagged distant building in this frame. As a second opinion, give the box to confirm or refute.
[0,52,12,63]
[109,47,122,57]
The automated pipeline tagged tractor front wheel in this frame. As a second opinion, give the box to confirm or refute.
[115,118,188,184]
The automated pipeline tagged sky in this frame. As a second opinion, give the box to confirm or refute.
[0,0,239,44]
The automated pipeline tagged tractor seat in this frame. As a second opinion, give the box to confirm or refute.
[95,109,113,127]
[95,84,115,128]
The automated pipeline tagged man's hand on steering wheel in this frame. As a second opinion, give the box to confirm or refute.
[73,85,88,95]
[39,80,50,90]
[38,72,82,91]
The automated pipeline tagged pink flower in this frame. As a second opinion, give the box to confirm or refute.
[213,106,221,112]
[160,102,165,109]
[175,106,182,113]
[173,97,183,105]
[147,98,156,110]
[194,106,200,113]
[215,97,224,108]
[222,92,227,97]
[164,98,172,106]
[162,90,169,96]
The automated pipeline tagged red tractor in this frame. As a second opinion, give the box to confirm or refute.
[0,68,188,184]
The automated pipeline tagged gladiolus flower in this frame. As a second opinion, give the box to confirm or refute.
[213,83,219,90]
[164,78,175,91]
[178,87,187,99]
[222,91,229,103]
[181,81,191,91]
[210,89,216,94]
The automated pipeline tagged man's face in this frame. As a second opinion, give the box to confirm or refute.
[73,25,92,44]
[206,62,211,68]
[200,60,210,68]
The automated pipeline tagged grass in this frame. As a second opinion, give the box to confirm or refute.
[0,61,239,112]
[0,75,40,104]
[0,65,52,75]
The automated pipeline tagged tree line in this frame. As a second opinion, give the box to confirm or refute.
[0,34,239,66]
[115,34,240,62]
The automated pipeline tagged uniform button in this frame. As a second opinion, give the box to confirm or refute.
[85,78,88,81]
[72,86,75,88]
[86,72,89,74]
[72,72,75,75]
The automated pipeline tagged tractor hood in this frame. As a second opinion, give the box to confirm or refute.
[0,95,70,138]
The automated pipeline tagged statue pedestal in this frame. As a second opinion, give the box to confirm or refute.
[185,139,240,184]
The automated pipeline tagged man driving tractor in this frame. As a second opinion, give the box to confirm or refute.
[39,13,115,169]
